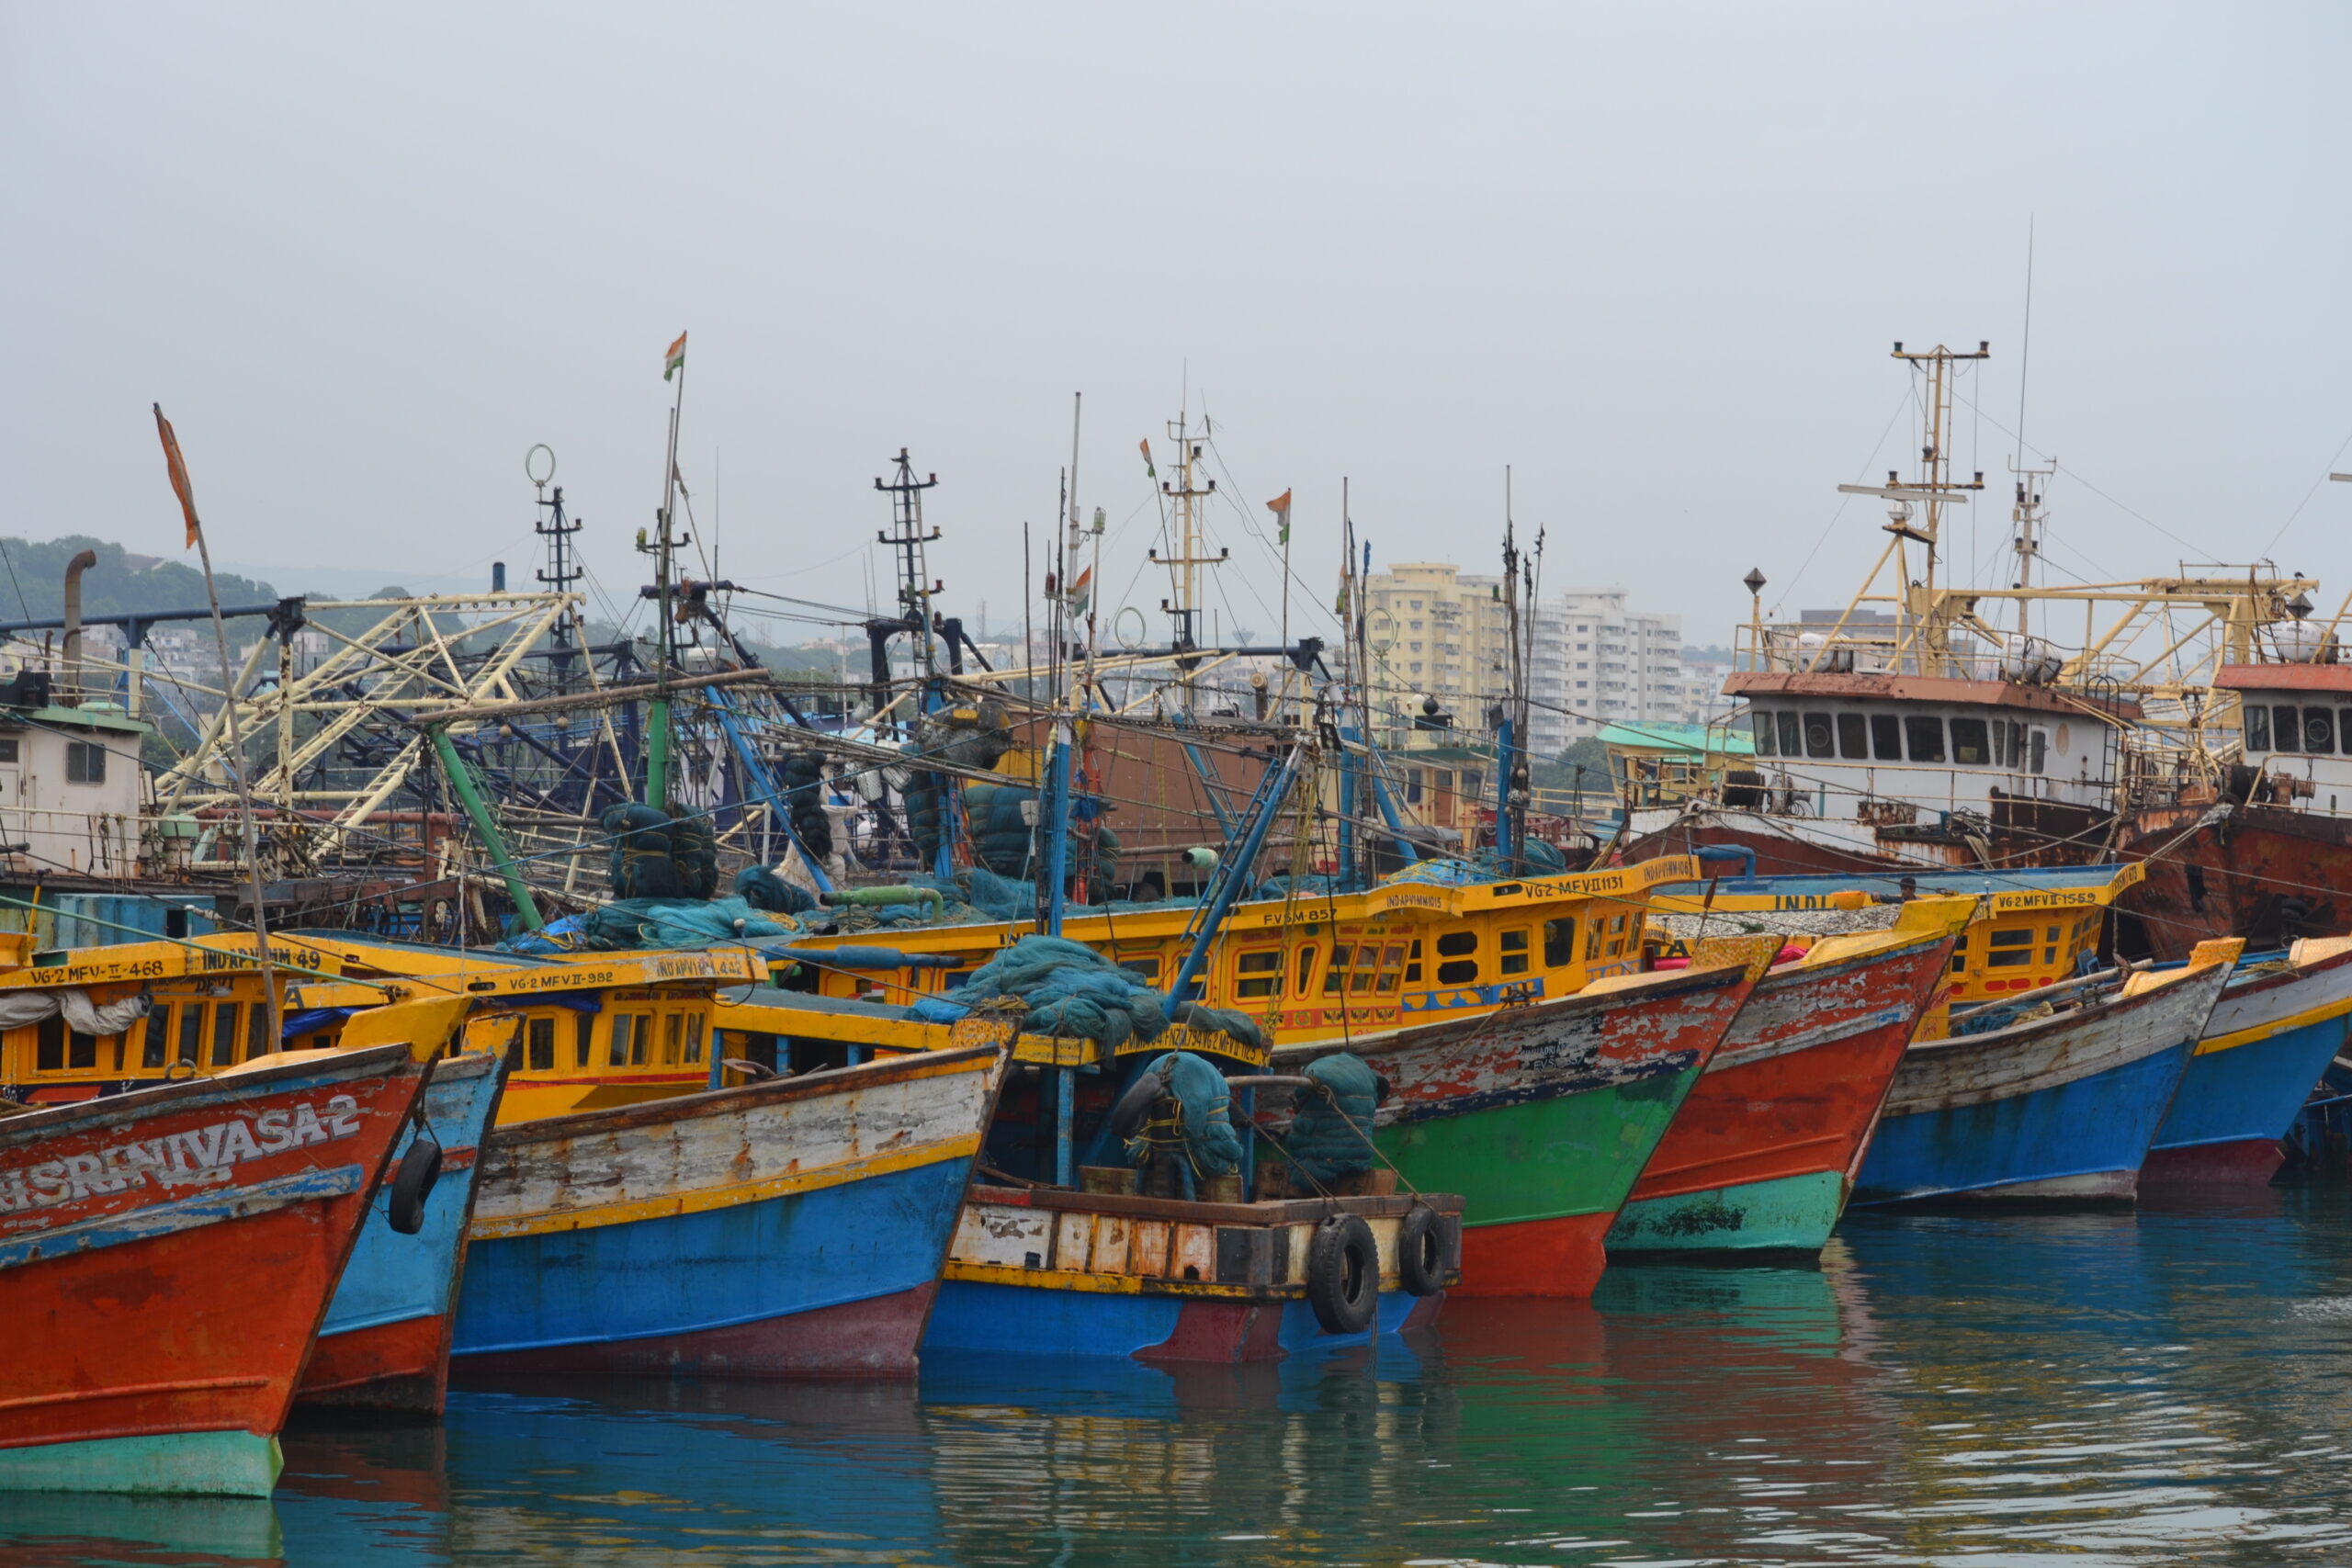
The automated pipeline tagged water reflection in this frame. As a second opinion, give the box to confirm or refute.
[14,1190,2352,1565]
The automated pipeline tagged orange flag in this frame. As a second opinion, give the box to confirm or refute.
[1266,488,1292,545]
[153,403,201,548]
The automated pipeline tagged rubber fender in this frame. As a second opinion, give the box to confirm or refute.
[1396,1206,1445,1297]
[387,1137,442,1235]
[1306,1213,1378,1335]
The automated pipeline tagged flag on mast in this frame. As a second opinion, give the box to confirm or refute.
[153,404,202,548]
[664,331,688,381]
[1266,489,1292,546]
[1065,565,1093,615]
[1138,439,1155,479]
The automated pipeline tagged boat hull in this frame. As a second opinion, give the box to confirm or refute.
[298,1052,505,1414]
[1607,932,1954,1257]
[1287,962,1752,1297]
[0,1046,425,1495]
[927,1279,1435,1361]
[450,1046,1001,1379]
[922,1185,1456,1360]
[2145,943,2352,1183]
[1851,964,2233,1206]
[2115,804,2344,961]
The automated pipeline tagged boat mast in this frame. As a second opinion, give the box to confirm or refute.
[1155,403,1226,713]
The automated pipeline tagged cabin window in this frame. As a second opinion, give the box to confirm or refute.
[1436,955,1479,985]
[65,1028,96,1070]
[1544,918,1577,966]
[1749,710,1777,757]
[1776,713,1802,757]
[1406,769,1424,804]
[574,1014,594,1067]
[0,739,17,762]
[2245,705,2271,751]
[1499,929,1531,976]
[247,1003,271,1061]
[1375,945,1405,993]
[1461,770,1482,799]
[35,1015,62,1072]
[211,1002,240,1066]
[1987,929,2034,967]
[684,1016,705,1064]
[2044,925,2061,965]
[607,1015,632,1067]
[1838,713,1869,760]
[1871,714,1903,761]
[527,1016,555,1072]
[2306,708,2337,755]
[1118,954,1161,982]
[1802,713,1835,759]
[178,1002,205,1067]
[1295,945,1317,996]
[64,741,106,785]
[1607,912,1630,957]
[1235,949,1283,998]
[1405,940,1422,985]
[2273,705,2301,753]
[141,1006,170,1069]
[1323,943,1353,996]
[1950,717,1990,765]
[662,1012,685,1065]
[1435,931,1477,958]
[1904,716,1946,763]
[632,1016,651,1066]
[2030,730,2048,773]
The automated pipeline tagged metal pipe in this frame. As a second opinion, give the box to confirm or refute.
[426,726,545,931]
[60,549,96,707]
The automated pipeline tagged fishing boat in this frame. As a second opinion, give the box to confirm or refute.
[292,1048,504,1413]
[449,1041,1003,1377]
[1265,952,1761,1296]
[1850,941,2240,1205]
[2143,936,2352,1183]
[925,1179,1460,1362]
[1602,900,1967,1258]
[0,1001,448,1495]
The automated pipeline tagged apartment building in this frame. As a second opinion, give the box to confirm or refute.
[1531,589,1688,754]
[1362,563,1511,744]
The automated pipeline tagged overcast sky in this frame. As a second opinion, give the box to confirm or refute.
[6,4,2347,656]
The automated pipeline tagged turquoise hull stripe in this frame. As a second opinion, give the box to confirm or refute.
[1605,1169,1848,1256]
[0,1430,282,1496]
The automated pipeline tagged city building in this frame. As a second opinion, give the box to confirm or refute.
[1530,589,1689,755]
[1361,562,1510,749]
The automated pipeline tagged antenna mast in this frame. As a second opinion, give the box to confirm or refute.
[1155,406,1227,708]
[875,447,942,684]
[527,444,583,692]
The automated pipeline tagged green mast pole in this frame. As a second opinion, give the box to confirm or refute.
[647,331,688,806]
[429,726,545,931]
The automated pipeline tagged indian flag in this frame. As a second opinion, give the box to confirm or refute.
[1138,438,1155,479]
[1265,488,1292,546]
[1066,565,1093,614]
[664,331,687,381]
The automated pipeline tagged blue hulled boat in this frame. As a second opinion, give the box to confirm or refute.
[1850,944,2238,1205]
[2144,937,2352,1183]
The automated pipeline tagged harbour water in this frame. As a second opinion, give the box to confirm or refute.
[14,1187,2352,1565]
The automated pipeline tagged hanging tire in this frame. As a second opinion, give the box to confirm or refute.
[1396,1206,1446,1297]
[387,1137,442,1235]
[1306,1213,1379,1335]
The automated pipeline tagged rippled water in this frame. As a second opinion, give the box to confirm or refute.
[13,1186,2352,1566]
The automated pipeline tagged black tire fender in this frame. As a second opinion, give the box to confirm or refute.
[1306,1213,1379,1335]
[1109,1066,1168,1140]
[387,1136,442,1235]
[1396,1206,1445,1297]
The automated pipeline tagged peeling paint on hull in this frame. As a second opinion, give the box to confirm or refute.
[1607,932,1954,1257]
[1852,964,2232,1206]
[451,1046,1001,1378]
[1286,964,1752,1296]
[0,1048,425,1495]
